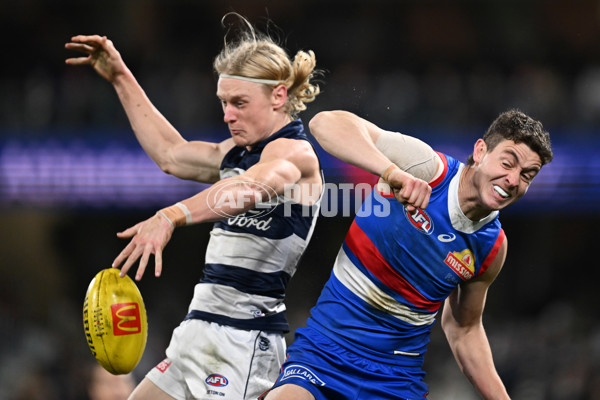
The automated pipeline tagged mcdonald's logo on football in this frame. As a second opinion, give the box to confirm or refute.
[111,302,142,336]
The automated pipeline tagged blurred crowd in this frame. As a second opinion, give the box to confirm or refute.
[2,0,600,138]
[10,53,600,138]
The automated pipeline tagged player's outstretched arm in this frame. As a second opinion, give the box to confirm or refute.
[112,137,321,281]
[309,110,442,182]
[65,35,126,82]
[309,110,394,177]
[309,110,433,211]
[441,238,511,400]
[65,35,231,183]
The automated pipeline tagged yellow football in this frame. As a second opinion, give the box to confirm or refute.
[83,268,148,375]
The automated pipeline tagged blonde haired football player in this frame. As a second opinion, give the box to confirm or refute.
[66,13,323,400]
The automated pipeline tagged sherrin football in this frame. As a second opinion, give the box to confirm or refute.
[83,268,148,374]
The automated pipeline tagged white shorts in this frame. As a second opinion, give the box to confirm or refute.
[146,319,286,400]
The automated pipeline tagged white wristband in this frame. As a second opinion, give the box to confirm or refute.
[157,210,174,228]
[175,202,193,225]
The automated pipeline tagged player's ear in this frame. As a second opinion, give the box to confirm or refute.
[271,84,287,110]
[472,139,487,164]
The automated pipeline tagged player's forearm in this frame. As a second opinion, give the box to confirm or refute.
[161,157,303,226]
[309,111,392,177]
[159,176,275,227]
[112,69,187,170]
[447,325,510,399]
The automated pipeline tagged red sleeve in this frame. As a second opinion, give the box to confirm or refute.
[477,228,505,277]
[429,152,448,188]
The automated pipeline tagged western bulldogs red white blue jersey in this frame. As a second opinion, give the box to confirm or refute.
[306,152,505,367]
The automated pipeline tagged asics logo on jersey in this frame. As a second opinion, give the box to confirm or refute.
[438,233,456,242]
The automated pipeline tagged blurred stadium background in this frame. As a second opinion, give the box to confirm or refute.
[1,1,599,399]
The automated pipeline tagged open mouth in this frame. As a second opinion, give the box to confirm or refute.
[493,185,510,199]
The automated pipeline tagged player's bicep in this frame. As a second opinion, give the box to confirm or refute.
[375,131,441,182]
[243,151,301,192]
[447,279,489,328]
[240,159,301,201]
[167,138,235,182]
[243,139,318,196]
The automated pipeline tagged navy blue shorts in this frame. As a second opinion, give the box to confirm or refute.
[268,326,429,400]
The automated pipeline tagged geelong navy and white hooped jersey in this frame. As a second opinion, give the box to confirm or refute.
[186,119,322,333]
[305,152,505,367]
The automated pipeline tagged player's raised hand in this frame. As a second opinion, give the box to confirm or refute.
[65,35,127,83]
[384,165,431,213]
[112,213,174,281]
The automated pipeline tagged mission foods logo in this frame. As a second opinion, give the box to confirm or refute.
[110,302,142,336]
[444,249,475,280]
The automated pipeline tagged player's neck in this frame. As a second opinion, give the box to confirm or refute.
[458,165,494,221]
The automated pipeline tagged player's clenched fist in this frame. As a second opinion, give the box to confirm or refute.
[385,165,431,213]
[65,35,127,83]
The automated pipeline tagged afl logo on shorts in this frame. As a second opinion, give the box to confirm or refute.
[206,374,229,387]
[403,207,434,235]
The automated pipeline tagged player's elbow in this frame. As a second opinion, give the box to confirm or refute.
[441,317,469,351]
[441,310,456,337]
[309,110,344,137]
[308,111,330,140]
[442,312,484,345]
[155,148,188,179]
[158,160,199,181]
[441,304,467,337]
[157,159,177,176]
[309,112,343,156]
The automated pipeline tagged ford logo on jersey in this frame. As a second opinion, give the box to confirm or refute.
[403,207,434,235]
[206,373,229,387]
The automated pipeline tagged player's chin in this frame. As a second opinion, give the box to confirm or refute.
[493,195,519,211]
[231,135,248,147]
[229,128,245,138]
[488,188,516,210]
[483,194,507,212]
